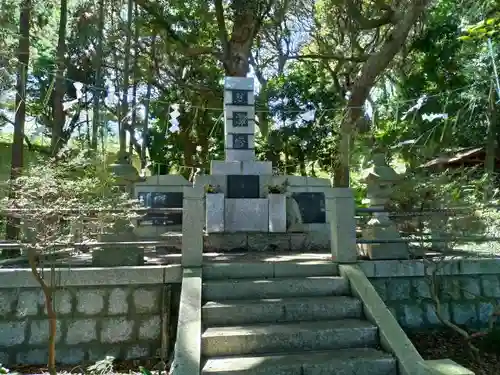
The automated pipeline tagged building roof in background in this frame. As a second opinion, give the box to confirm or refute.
[419,147,485,168]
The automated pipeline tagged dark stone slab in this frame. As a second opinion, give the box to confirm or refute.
[137,192,183,226]
[233,112,249,127]
[232,134,249,149]
[227,175,260,199]
[291,192,326,223]
[232,90,248,105]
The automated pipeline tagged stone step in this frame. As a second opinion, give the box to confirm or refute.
[203,276,349,301]
[201,319,378,357]
[203,261,337,280]
[202,347,396,375]
[202,296,362,326]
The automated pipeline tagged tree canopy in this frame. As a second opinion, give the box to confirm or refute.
[0,0,497,183]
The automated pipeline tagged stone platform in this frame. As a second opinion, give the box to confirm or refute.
[160,231,330,252]
[1,249,332,268]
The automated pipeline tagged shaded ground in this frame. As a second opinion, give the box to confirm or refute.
[0,248,334,268]
[408,328,500,375]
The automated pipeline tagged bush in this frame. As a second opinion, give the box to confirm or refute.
[0,151,140,374]
[387,168,500,249]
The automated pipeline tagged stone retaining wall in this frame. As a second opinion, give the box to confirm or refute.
[359,259,500,329]
[0,266,182,366]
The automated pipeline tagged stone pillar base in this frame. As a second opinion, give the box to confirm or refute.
[92,231,144,267]
[92,247,145,267]
[362,217,409,260]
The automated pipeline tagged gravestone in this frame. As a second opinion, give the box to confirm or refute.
[291,192,326,224]
[137,192,183,226]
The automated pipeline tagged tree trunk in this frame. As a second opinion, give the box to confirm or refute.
[91,0,106,150]
[28,248,57,375]
[486,82,498,198]
[51,0,68,156]
[119,0,134,154]
[5,0,31,247]
[216,0,263,77]
[142,30,156,170]
[180,115,195,180]
[197,106,210,171]
[129,1,140,156]
[333,0,431,187]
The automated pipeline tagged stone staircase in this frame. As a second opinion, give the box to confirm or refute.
[200,263,397,375]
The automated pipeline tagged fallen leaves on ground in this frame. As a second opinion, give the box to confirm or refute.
[9,358,165,375]
[408,328,500,375]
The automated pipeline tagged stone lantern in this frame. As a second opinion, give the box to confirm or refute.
[361,153,408,259]
[92,151,144,267]
[108,151,141,191]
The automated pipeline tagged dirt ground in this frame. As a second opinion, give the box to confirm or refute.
[408,328,500,375]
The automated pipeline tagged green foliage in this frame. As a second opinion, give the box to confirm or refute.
[388,168,500,251]
[267,179,288,194]
[372,0,496,166]
[205,184,221,194]
[460,14,500,41]
[0,0,498,193]
[264,62,343,174]
[0,151,140,250]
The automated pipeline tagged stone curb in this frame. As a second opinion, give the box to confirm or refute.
[170,268,201,375]
[339,264,476,375]
[359,258,500,278]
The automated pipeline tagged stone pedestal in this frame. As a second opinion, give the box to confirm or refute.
[182,186,204,267]
[225,199,269,232]
[268,194,286,232]
[92,246,144,267]
[92,227,144,266]
[326,188,357,263]
[286,196,304,232]
[206,193,225,233]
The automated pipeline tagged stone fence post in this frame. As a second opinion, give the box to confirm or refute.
[182,186,204,267]
[326,188,357,263]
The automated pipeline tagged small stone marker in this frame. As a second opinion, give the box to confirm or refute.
[137,192,183,226]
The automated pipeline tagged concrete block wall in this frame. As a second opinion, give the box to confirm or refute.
[359,259,500,329]
[0,266,182,366]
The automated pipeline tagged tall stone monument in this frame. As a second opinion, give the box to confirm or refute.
[207,77,274,232]
[223,77,257,162]
[195,76,335,248]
